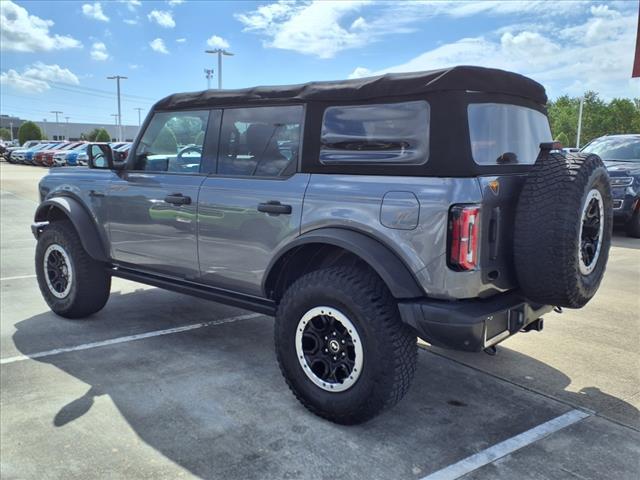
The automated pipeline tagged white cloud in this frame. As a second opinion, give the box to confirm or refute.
[168,0,184,6]
[149,38,169,54]
[348,66,371,79]
[235,0,599,59]
[148,10,175,28]
[128,63,141,69]
[206,35,230,49]
[82,2,109,22]
[348,4,638,99]
[118,0,141,12]
[176,37,187,43]
[90,42,109,61]
[0,1,82,52]
[0,62,79,93]
[123,18,138,25]
[236,1,368,58]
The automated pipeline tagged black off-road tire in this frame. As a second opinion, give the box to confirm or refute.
[514,152,612,308]
[626,208,640,238]
[274,265,418,425]
[35,221,111,318]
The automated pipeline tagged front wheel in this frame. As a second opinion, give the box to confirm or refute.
[35,221,111,318]
[274,265,417,424]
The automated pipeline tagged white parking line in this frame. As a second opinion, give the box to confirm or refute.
[1,274,37,281]
[420,409,591,480]
[0,312,262,365]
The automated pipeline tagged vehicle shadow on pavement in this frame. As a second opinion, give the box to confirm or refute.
[10,287,640,480]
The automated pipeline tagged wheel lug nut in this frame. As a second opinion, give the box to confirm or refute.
[341,352,345,356]
[333,356,337,361]
[324,336,328,340]
[341,340,345,344]
[324,348,328,353]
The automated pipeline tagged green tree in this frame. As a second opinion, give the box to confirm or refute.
[0,128,11,141]
[555,132,570,147]
[548,92,640,147]
[87,128,111,142]
[18,121,43,145]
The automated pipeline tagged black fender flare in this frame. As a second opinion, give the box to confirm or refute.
[34,196,109,262]
[263,228,424,299]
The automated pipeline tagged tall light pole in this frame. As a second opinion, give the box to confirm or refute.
[205,49,234,89]
[204,68,214,89]
[107,75,128,142]
[111,114,119,140]
[134,107,143,127]
[576,96,585,149]
[51,111,62,140]
[42,118,47,138]
[9,122,13,142]
[65,116,70,140]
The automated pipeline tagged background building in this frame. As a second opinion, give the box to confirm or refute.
[0,115,139,142]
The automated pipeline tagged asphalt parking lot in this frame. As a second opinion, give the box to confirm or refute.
[1,161,638,480]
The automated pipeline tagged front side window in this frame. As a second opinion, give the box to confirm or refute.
[134,110,209,173]
[320,101,430,165]
[468,103,552,166]
[218,105,303,177]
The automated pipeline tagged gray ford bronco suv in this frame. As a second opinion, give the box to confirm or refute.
[33,66,612,424]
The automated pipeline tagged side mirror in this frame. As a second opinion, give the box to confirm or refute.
[88,144,125,170]
[88,144,112,169]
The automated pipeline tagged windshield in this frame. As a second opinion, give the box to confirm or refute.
[581,136,640,162]
[468,103,552,165]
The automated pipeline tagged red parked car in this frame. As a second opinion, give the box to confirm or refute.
[34,142,84,167]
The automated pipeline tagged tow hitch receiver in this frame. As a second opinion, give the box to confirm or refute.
[523,318,544,332]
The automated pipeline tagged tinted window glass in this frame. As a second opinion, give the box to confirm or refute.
[134,110,209,173]
[468,103,552,165]
[581,136,640,162]
[218,106,303,177]
[320,101,429,165]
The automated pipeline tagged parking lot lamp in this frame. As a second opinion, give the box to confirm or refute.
[134,108,143,127]
[65,117,69,140]
[107,75,128,142]
[576,96,584,149]
[50,111,62,140]
[205,49,234,89]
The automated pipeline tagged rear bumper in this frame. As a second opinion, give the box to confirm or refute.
[398,291,553,352]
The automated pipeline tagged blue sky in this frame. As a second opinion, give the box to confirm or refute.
[1,0,638,127]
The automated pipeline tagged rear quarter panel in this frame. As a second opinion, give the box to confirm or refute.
[302,174,487,299]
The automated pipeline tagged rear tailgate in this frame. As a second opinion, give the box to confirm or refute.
[478,174,529,292]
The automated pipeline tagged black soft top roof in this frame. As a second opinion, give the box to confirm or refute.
[154,66,547,111]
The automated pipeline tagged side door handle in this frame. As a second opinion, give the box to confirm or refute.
[164,193,191,205]
[257,201,292,215]
[89,190,105,198]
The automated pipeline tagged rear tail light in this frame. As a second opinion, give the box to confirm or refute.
[448,204,481,271]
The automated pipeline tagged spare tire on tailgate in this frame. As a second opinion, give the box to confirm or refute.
[514,150,612,308]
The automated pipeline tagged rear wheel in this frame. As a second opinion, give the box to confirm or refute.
[35,221,111,318]
[274,265,417,424]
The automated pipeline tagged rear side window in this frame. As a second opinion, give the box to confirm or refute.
[468,103,552,165]
[218,105,303,177]
[320,101,430,165]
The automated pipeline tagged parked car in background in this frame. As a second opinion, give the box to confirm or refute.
[5,140,42,163]
[41,142,84,167]
[581,134,640,237]
[33,142,74,166]
[13,142,57,164]
[55,143,88,166]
